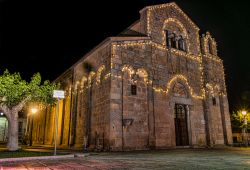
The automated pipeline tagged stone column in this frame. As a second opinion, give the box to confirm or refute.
[219,95,233,145]
[148,81,156,148]
[186,105,192,146]
[109,73,123,151]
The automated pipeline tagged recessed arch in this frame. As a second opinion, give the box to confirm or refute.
[74,81,80,90]
[88,71,96,86]
[203,32,217,55]
[136,68,149,83]
[121,65,135,76]
[96,65,105,85]
[81,76,88,88]
[166,75,194,98]
[172,82,188,98]
[163,18,188,38]
[162,18,189,51]
[206,83,220,96]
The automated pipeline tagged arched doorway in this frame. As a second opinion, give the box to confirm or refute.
[172,82,190,146]
[174,104,189,146]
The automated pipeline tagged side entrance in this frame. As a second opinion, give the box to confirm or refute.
[174,104,189,146]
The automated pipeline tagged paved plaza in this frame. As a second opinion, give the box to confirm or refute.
[0,148,250,169]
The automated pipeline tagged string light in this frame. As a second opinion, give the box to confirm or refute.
[88,71,95,87]
[146,3,199,36]
[136,68,149,84]
[121,65,135,76]
[113,41,201,62]
[96,65,105,85]
[62,3,227,100]
[162,18,190,52]
[65,62,225,99]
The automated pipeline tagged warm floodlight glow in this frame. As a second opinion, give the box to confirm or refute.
[242,110,247,115]
[31,108,38,114]
[0,112,3,116]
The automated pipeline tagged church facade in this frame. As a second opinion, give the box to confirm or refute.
[28,2,232,150]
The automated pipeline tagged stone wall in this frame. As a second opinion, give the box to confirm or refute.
[31,42,111,149]
[29,2,232,150]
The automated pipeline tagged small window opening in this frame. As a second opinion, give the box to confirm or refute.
[212,97,216,106]
[208,39,213,54]
[178,37,186,51]
[131,85,137,95]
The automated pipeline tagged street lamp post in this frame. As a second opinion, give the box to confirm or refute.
[242,110,248,147]
[29,108,38,146]
[53,90,65,156]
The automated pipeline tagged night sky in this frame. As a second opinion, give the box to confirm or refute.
[0,0,249,112]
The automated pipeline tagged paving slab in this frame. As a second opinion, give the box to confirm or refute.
[0,148,250,169]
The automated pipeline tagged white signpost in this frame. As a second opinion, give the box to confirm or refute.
[53,90,65,99]
[53,90,65,156]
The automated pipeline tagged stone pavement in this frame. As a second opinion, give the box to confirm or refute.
[1,148,250,169]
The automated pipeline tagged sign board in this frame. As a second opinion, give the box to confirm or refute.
[53,90,65,99]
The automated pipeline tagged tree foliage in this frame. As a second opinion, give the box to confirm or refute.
[0,69,59,151]
[231,110,250,132]
[0,70,59,108]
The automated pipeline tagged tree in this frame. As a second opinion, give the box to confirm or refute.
[231,110,250,132]
[0,70,58,151]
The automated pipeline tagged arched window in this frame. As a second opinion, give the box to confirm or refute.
[166,30,177,48]
[165,30,170,47]
[178,36,186,51]
[170,33,177,49]
[212,97,216,106]
[208,39,213,54]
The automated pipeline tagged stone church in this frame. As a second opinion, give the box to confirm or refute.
[28,2,232,150]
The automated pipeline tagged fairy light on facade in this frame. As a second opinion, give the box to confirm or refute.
[162,18,190,52]
[96,65,105,85]
[52,2,228,128]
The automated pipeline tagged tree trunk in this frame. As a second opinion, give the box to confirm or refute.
[7,112,19,151]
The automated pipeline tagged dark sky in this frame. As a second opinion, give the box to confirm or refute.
[0,0,250,112]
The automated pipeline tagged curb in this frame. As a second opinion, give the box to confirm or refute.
[0,154,75,163]
[74,153,90,157]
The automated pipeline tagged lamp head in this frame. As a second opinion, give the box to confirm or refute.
[31,108,38,114]
[242,110,247,116]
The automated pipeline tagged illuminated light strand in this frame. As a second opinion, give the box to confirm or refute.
[111,45,116,69]
[162,18,190,52]
[96,65,106,85]
[199,62,206,98]
[147,9,151,36]
[202,32,221,62]
[166,74,203,99]
[67,53,225,99]
[87,71,96,87]
[162,18,188,38]
[111,74,122,79]
[111,42,225,99]
[205,83,221,95]
[121,65,150,84]
[146,3,199,36]
[121,65,135,76]
[136,68,149,84]
[81,76,88,89]
[113,42,201,62]
[122,65,205,99]
[104,73,111,80]
[70,72,225,98]
[203,55,222,63]
[74,81,80,90]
